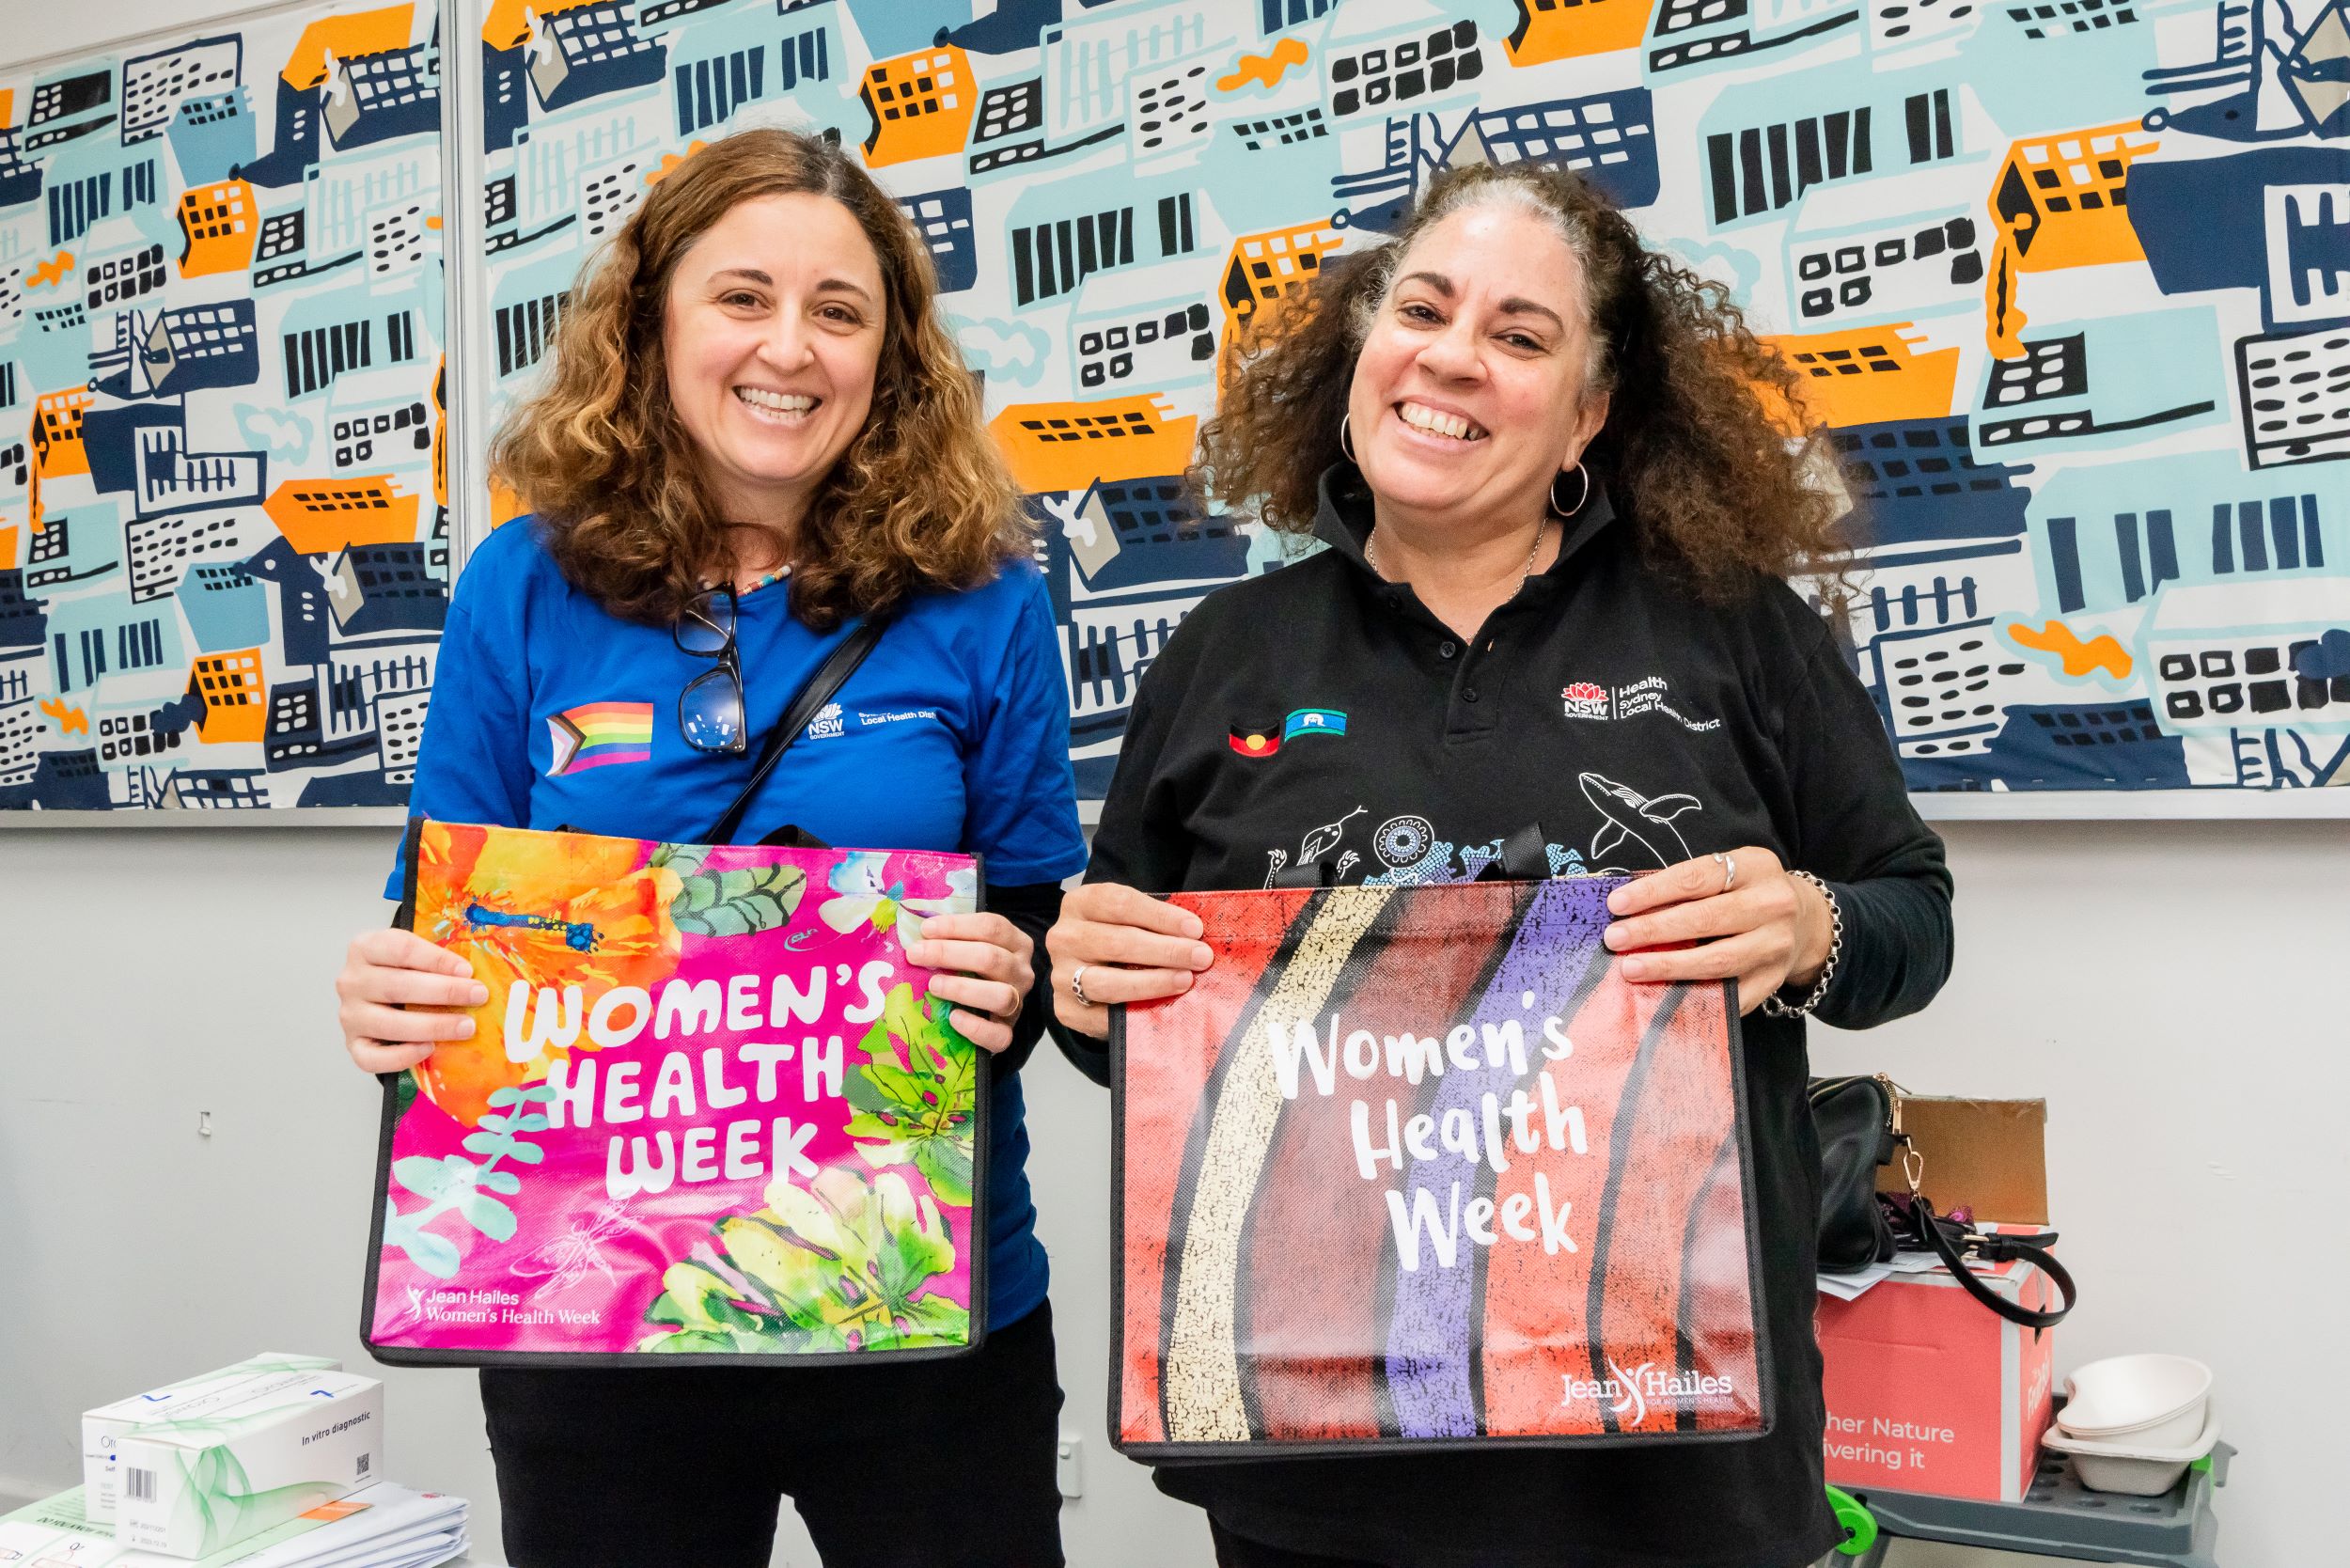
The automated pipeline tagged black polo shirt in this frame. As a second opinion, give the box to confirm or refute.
[1073,467,1953,1568]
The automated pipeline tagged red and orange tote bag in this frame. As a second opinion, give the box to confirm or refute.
[1111,877,1771,1457]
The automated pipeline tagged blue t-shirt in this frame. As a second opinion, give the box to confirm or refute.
[392,517,1087,1327]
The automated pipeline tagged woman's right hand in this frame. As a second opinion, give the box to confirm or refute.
[336,930,489,1075]
[1046,882,1215,1041]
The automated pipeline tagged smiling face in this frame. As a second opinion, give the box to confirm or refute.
[662,191,886,533]
[1345,201,1610,535]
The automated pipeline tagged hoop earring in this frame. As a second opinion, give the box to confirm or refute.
[1340,413,1358,464]
[1547,463,1590,521]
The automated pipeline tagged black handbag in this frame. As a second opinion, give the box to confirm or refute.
[1811,1074,1904,1273]
[1810,1074,2076,1330]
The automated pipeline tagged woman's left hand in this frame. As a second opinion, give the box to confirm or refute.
[905,913,1036,1054]
[1602,848,1832,1015]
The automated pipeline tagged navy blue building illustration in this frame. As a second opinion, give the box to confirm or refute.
[530,0,667,113]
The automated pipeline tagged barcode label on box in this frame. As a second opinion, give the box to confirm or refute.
[127,1467,156,1502]
[356,1452,370,1475]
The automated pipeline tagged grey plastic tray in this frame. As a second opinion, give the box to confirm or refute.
[1834,1442,2231,1568]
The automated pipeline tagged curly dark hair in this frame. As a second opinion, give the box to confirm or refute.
[1195,162,1844,598]
[489,129,1026,630]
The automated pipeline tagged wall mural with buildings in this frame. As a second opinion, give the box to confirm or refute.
[7,0,2343,811]
[472,0,2349,804]
[0,2,446,810]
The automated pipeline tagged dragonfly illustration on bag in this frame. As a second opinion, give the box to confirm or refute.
[509,1201,641,1296]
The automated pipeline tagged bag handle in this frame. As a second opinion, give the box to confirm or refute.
[706,616,889,846]
[1870,1088,2076,1332]
[1906,1195,2076,1331]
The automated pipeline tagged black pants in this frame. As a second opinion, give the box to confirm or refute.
[1211,1521,1385,1568]
[481,1300,1065,1567]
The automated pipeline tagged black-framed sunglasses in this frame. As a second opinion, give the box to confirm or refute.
[675,585,745,755]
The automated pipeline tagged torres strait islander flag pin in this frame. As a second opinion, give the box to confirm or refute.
[1282,708,1347,740]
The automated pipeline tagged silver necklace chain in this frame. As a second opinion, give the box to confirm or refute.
[1365,519,1547,588]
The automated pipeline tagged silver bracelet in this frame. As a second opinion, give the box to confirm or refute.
[1762,870,1842,1018]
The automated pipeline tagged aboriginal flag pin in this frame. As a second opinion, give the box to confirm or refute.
[1228,723,1281,758]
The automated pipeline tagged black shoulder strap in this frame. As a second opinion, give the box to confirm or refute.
[705,615,889,846]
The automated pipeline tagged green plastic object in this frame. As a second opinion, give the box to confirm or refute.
[1826,1485,1878,1557]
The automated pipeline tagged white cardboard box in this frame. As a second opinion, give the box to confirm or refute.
[82,1354,341,1525]
[111,1372,383,1559]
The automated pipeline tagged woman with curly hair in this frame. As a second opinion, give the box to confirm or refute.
[333,129,1081,1568]
[1048,162,1953,1567]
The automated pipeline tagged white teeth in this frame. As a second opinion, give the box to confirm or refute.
[735,387,816,414]
[1399,401,1485,440]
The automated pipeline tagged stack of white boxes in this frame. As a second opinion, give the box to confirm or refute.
[81,1354,385,1559]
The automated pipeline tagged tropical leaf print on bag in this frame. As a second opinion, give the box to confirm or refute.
[639,1164,970,1354]
[669,862,809,937]
[845,982,979,1206]
[382,1082,554,1279]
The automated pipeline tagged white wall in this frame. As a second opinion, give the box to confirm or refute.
[5,817,2344,1568]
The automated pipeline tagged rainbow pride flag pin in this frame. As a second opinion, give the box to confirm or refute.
[546,701,654,775]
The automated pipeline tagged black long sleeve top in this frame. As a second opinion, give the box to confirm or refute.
[1058,468,1953,1568]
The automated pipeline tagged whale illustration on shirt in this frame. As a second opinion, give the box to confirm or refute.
[1580,772,1703,870]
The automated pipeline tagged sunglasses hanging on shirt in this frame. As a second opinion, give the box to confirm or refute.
[675,583,746,755]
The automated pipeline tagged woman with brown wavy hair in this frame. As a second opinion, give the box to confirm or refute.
[333,129,1082,1568]
[1048,162,1953,1567]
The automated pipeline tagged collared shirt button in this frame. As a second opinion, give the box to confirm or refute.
[1439,639,1458,659]
[1464,688,1480,703]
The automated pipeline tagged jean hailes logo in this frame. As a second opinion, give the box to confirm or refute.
[1559,1358,1737,1426]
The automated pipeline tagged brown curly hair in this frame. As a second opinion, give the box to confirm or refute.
[489,129,1026,629]
[1196,162,1844,598]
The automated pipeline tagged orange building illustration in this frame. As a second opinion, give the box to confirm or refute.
[1219,220,1345,332]
[1761,324,1960,429]
[191,649,267,744]
[431,357,447,510]
[480,0,534,52]
[1985,123,2159,356]
[1505,0,1658,64]
[989,396,1198,494]
[176,180,258,277]
[859,46,976,166]
[283,4,415,90]
[31,388,91,481]
[263,476,420,554]
[1216,220,1346,390]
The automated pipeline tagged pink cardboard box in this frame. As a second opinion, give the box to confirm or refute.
[1817,1249,2057,1502]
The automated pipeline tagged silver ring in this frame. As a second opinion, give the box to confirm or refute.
[1070,964,1093,1008]
[1714,852,1736,892]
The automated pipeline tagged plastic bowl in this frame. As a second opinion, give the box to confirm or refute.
[2043,1401,2221,1497]
[2057,1354,2213,1447]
